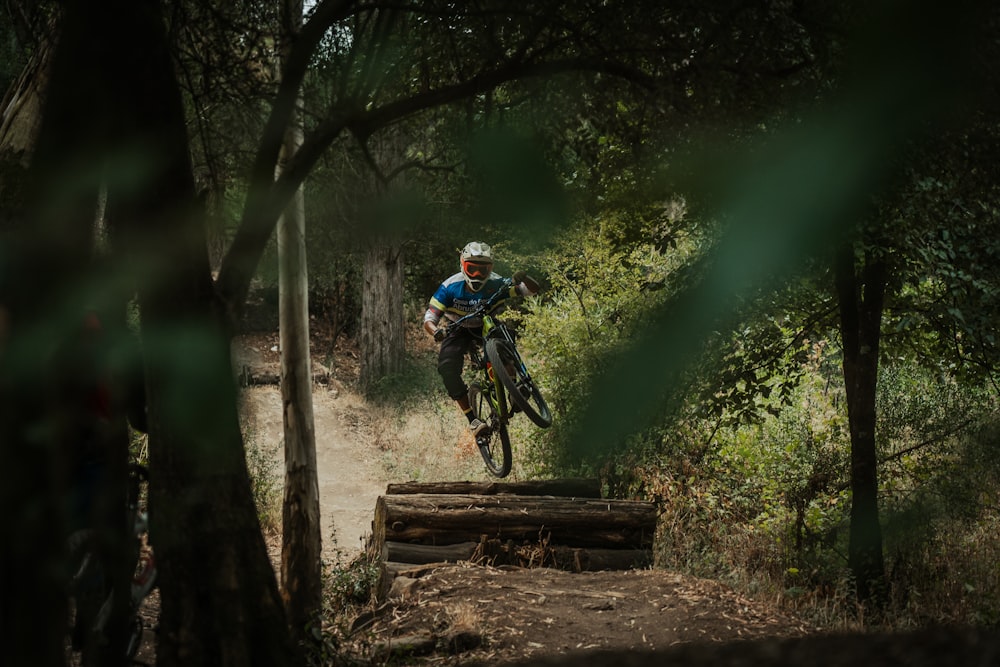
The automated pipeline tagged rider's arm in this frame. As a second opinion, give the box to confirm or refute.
[512,271,540,296]
[423,305,443,339]
[424,284,451,339]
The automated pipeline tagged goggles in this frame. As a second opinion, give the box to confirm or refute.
[462,260,493,280]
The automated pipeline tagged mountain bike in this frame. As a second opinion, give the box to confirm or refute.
[67,462,157,664]
[446,277,552,477]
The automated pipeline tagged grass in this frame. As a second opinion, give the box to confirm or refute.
[365,333,539,483]
[635,453,1000,634]
[240,411,283,535]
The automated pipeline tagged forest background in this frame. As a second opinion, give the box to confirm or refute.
[2,1,1000,666]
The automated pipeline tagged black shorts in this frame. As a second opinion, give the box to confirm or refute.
[436,326,480,399]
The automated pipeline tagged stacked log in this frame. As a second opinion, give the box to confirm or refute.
[370,479,657,597]
[384,478,603,498]
[374,493,656,549]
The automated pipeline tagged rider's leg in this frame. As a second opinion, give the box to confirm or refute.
[437,329,486,435]
[455,393,479,426]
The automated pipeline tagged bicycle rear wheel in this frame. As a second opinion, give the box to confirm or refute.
[485,339,552,428]
[468,382,512,477]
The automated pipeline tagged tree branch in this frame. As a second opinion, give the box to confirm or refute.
[215,0,356,326]
[216,11,654,329]
[880,415,976,465]
[357,55,655,137]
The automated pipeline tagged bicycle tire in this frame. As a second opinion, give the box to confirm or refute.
[484,338,552,428]
[468,382,512,477]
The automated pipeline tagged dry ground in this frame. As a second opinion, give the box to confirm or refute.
[345,561,819,665]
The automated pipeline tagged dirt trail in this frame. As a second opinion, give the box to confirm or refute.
[245,383,386,559]
[236,336,388,561]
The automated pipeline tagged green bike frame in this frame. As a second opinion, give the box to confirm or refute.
[479,312,508,418]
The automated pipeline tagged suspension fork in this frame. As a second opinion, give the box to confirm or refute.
[473,341,507,420]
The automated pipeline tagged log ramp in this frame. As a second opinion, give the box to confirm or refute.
[368,478,658,600]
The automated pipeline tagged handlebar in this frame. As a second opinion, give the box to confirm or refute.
[446,277,513,330]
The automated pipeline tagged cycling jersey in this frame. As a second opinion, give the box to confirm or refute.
[424,272,527,329]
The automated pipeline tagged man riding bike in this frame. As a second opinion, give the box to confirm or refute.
[423,242,538,436]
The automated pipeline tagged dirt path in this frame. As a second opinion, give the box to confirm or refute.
[235,333,389,562]
[244,383,386,560]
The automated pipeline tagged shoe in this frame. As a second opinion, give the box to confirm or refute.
[469,418,488,437]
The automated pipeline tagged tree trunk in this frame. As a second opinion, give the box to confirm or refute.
[835,243,887,603]
[276,0,323,637]
[360,241,406,390]
[2,6,119,666]
[0,25,53,165]
[20,2,305,665]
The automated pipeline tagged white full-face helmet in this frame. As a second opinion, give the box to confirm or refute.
[460,241,494,292]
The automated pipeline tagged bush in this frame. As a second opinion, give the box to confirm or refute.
[601,338,1000,629]
[241,417,282,534]
[510,213,686,473]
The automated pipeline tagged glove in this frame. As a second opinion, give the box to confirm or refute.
[433,325,448,342]
[512,271,539,294]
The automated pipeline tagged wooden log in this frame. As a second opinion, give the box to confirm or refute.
[385,478,602,498]
[372,493,657,551]
[235,367,330,386]
[373,631,436,659]
[383,539,651,572]
[383,541,478,564]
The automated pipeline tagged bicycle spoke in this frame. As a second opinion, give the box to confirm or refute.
[468,382,512,477]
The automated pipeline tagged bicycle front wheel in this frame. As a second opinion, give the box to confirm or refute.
[485,339,552,428]
[468,382,512,478]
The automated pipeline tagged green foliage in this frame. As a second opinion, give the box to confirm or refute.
[324,550,380,608]
[685,285,832,431]
[883,139,1000,379]
[598,336,1000,626]
[511,210,693,472]
[241,417,282,534]
[304,551,382,667]
[713,375,851,580]
[877,363,1000,534]
[877,410,1000,626]
[609,344,854,591]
